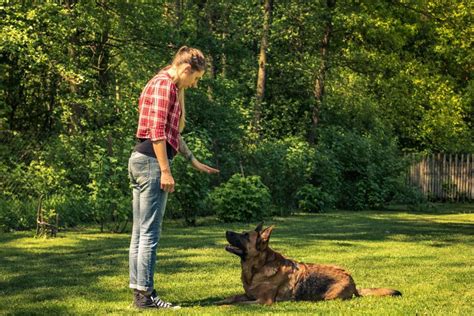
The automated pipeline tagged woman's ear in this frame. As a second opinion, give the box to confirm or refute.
[177,63,191,76]
[183,63,192,73]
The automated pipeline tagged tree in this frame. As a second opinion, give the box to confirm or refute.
[253,0,273,137]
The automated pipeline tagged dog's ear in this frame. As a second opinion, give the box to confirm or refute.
[256,225,274,251]
[260,225,274,242]
[255,222,264,232]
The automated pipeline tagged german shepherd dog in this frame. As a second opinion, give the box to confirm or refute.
[218,224,401,305]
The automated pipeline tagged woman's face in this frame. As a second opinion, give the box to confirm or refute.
[179,64,204,89]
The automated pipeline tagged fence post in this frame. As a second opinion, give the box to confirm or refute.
[467,154,474,200]
[461,153,464,201]
[441,153,447,201]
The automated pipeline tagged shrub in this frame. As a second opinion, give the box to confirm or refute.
[185,79,246,181]
[88,145,130,232]
[0,198,36,232]
[0,159,82,231]
[209,174,271,222]
[245,137,317,214]
[166,131,215,225]
[317,126,406,210]
[45,187,93,228]
[296,184,334,213]
[310,146,341,210]
[392,184,428,211]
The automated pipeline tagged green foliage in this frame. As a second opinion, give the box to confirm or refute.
[46,188,92,228]
[87,144,130,233]
[0,157,68,231]
[296,184,334,213]
[209,174,271,223]
[185,79,246,180]
[246,137,317,214]
[310,146,341,207]
[0,157,92,230]
[27,160,69,197]
[1,1,472,229]
[392,184,428,212]
[0,198,36,232]
[318,126,406,210]
[166,132,214,225]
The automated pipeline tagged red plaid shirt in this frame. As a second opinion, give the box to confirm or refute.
[136,69,181,152]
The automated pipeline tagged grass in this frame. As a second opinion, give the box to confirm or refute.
[1,204,473,315]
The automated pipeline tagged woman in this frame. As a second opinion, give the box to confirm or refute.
[128,46,219,309]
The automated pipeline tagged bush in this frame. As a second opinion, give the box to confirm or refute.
[392,184,428,211]
[296,184,334,213]
[166,131,215,225]
[245,137,317,214]
[0,198,36,232]
[46,187,93,228]
[0,158,84,231]
[88,144,130,232]
[185,78,246,181]
[209,174,271,222]
[310,146,341,210]
[317,126,406,210]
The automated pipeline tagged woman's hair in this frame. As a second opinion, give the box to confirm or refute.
[172,46,206,72]
[171,46,206,132]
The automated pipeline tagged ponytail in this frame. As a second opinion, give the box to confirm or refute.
[171,46,206,132]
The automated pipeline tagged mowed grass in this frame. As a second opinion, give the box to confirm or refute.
[1,204,473,315]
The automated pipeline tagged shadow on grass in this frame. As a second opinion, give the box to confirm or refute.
[269,211,473,246]
[386,203,474,215]
[178,296,225,307]
[0,209,472,313]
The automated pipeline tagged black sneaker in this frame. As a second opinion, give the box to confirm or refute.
[135,289,180,309]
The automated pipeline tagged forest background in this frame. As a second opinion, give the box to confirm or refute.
[1,0,472,231]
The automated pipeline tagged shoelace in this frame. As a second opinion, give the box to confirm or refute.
[151,296,173,308]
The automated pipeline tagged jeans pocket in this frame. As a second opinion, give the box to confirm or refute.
[130,156,150,184]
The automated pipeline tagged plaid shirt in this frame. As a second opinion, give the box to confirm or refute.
[136,69,181,152]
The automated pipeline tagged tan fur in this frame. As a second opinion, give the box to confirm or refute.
[218,225,401,305]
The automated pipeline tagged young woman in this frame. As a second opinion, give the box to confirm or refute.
[128,46,219,309]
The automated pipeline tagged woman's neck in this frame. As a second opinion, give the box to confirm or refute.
[166,66,181,88]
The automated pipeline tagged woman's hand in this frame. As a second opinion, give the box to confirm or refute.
[191,159,220,174]
[160,169,175,193]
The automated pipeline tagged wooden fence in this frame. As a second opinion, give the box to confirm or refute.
[408,153,474,201]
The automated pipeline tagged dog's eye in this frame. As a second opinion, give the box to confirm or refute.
[244,233,250,240]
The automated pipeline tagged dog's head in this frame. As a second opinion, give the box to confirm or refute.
[225,223,274,260]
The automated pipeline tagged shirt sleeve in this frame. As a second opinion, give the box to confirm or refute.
[148,79,175,142]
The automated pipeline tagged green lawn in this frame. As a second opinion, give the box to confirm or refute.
[1,204,473,315]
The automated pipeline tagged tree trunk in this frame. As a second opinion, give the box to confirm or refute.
[308,0,335,145]
[65,0,81,133]
[45,74,58,132]
[195,0,223,100]
[97,34,110,97]
[253,0,273,137]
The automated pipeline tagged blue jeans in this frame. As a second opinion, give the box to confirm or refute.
[128,151,170,292]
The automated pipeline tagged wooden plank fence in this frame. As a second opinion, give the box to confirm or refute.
[408,153,474,201]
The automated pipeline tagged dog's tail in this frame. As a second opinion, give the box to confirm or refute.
[356,288,402,297]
